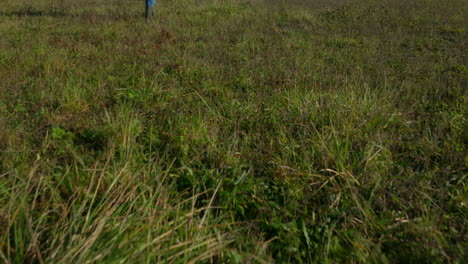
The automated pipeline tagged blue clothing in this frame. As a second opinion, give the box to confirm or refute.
[146,0,156,7]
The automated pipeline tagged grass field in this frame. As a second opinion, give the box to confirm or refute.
[0,0,467,263]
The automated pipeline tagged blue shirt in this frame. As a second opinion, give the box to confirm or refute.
[146,0,156,7]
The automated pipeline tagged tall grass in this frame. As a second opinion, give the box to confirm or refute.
[0,0,466,262]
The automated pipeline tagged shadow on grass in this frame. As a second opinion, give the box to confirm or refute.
[0,9,68,17]
[0,8,142,21]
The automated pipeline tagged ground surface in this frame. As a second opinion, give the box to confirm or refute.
[0,0,467,263]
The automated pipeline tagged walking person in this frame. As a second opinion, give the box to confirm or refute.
[145,0,156,22]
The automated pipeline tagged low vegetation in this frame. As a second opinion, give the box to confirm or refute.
[0,0,466,262]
